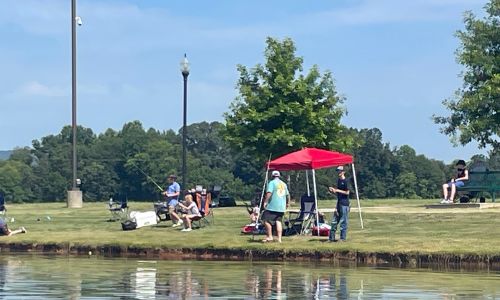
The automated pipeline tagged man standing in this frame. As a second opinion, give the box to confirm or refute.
[161,174,182,227]
[328,166,350,242]
[262,170,290,243]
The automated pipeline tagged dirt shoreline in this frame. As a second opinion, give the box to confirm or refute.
[0,242,499,270]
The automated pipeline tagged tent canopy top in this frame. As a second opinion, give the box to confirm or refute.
[267,147,353,171]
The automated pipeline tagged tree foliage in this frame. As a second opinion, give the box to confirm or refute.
[224,37,353,166]
[434,0,500,154]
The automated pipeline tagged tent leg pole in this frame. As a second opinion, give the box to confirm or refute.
[312,169,320,237]
[351,163,364,229]
[306,170,310,197]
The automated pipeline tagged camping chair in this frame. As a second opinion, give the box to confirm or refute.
[108,194,129,221]
[154,201,171,222]
[0,192,6,220]
[284,194,316,235]
[192,191,214,228]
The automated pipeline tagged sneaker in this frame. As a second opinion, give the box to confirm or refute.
[181,228,192,232]
[339,239,347,242]
[172,223,181,227]
[446,199,454,204]
[21,227,27,233]
[178,219,184,225]
[327,239,337,243]
[440,199,448,204]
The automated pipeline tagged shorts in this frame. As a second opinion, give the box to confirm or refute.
[262,210,284,225]
[168,199,179,212]
[447,180,465,188]
[168,205,177,214]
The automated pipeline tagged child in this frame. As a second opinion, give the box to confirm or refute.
[250,205,259,224]
[0,218,26,236]
[177,194,201,232]
[441,159,469,204]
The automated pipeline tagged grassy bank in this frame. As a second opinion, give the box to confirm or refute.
[0,200,499,262]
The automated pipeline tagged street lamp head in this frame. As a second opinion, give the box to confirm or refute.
[75,16,83,26]
[180,53,190,76]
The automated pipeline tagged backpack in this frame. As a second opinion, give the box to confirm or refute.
[121,220,137,231]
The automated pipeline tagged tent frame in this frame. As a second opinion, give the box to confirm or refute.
[267,148,364,236]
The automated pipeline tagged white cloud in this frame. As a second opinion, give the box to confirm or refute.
[19,81,67,97]
[311,0,483,25]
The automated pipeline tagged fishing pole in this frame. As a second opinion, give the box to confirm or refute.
[127,159,164,192]
[253,153,272,241]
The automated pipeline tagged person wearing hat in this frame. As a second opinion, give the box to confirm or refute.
[440,159,469,204]
[261,170,290,243]
[328,165,350,242]
[161,174,182,227]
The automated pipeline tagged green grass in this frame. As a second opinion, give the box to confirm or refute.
[1,200,499,256]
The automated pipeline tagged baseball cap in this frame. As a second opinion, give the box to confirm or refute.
[168,174,177,179]
[336,166,344,172]
[272,170,281,177]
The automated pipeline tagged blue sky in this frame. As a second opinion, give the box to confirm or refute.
[0,0,491,162]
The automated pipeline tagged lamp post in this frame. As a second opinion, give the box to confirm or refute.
[180,54,190,196]
[67,0,83,208]
[71,0,77,191]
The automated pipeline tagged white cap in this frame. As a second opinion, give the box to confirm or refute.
[336,166,344,172]
[272,170,280,177]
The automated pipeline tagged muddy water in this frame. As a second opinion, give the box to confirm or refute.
[0,255,498,299]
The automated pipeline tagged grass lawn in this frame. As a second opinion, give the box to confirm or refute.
[1,199,499,256]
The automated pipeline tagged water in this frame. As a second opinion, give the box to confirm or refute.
[0,255,498,299]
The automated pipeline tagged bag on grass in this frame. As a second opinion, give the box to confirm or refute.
[121,219,137,231]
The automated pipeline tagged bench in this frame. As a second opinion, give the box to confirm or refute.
[457,170,499,202]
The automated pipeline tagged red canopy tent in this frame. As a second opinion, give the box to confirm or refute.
[264,147,364,232]
[268,147,353,171]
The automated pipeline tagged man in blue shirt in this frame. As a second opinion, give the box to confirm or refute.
[262,170,290,243]
[161,174,182,227]
[328,166,350,242]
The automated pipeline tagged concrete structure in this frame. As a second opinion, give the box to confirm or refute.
[67,190,83,208]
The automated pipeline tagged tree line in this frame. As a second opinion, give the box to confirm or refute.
[0,121,497,203]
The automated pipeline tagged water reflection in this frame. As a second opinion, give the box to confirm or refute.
[0,255,498,299]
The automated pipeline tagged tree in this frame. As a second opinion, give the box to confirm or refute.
[224,37,353,166]
[434,0,500,154]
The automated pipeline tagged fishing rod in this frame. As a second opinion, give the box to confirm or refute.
[127,159,164,192]
[253,153,272,241]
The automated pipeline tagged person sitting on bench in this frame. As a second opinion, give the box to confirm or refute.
[177,194,200,232]
[441,159,469,204]
[0,218,26,236]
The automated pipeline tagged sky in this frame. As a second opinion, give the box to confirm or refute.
[0,0,492,163]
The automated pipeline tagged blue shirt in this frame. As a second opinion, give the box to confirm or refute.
[266,178,289,213]
[166,182,180,207]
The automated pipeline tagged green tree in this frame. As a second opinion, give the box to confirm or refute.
[352,128,396,198]
[434,0,500,154]
[224,37,353,166]
[0,160,35,202]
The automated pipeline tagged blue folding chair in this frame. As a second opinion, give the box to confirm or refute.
[284,194,316,235]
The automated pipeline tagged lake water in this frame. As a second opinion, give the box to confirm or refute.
[0,254,498,299]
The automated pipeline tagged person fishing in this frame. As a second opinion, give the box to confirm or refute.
[161,174,182,227]
[261,171,290,243]
[328,166,350,242]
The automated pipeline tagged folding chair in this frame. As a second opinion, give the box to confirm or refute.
[108,194,129,221]
[154,201,171,222]
[0,192,6,220]
[192,191,214,228]
[284,194,316,235]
